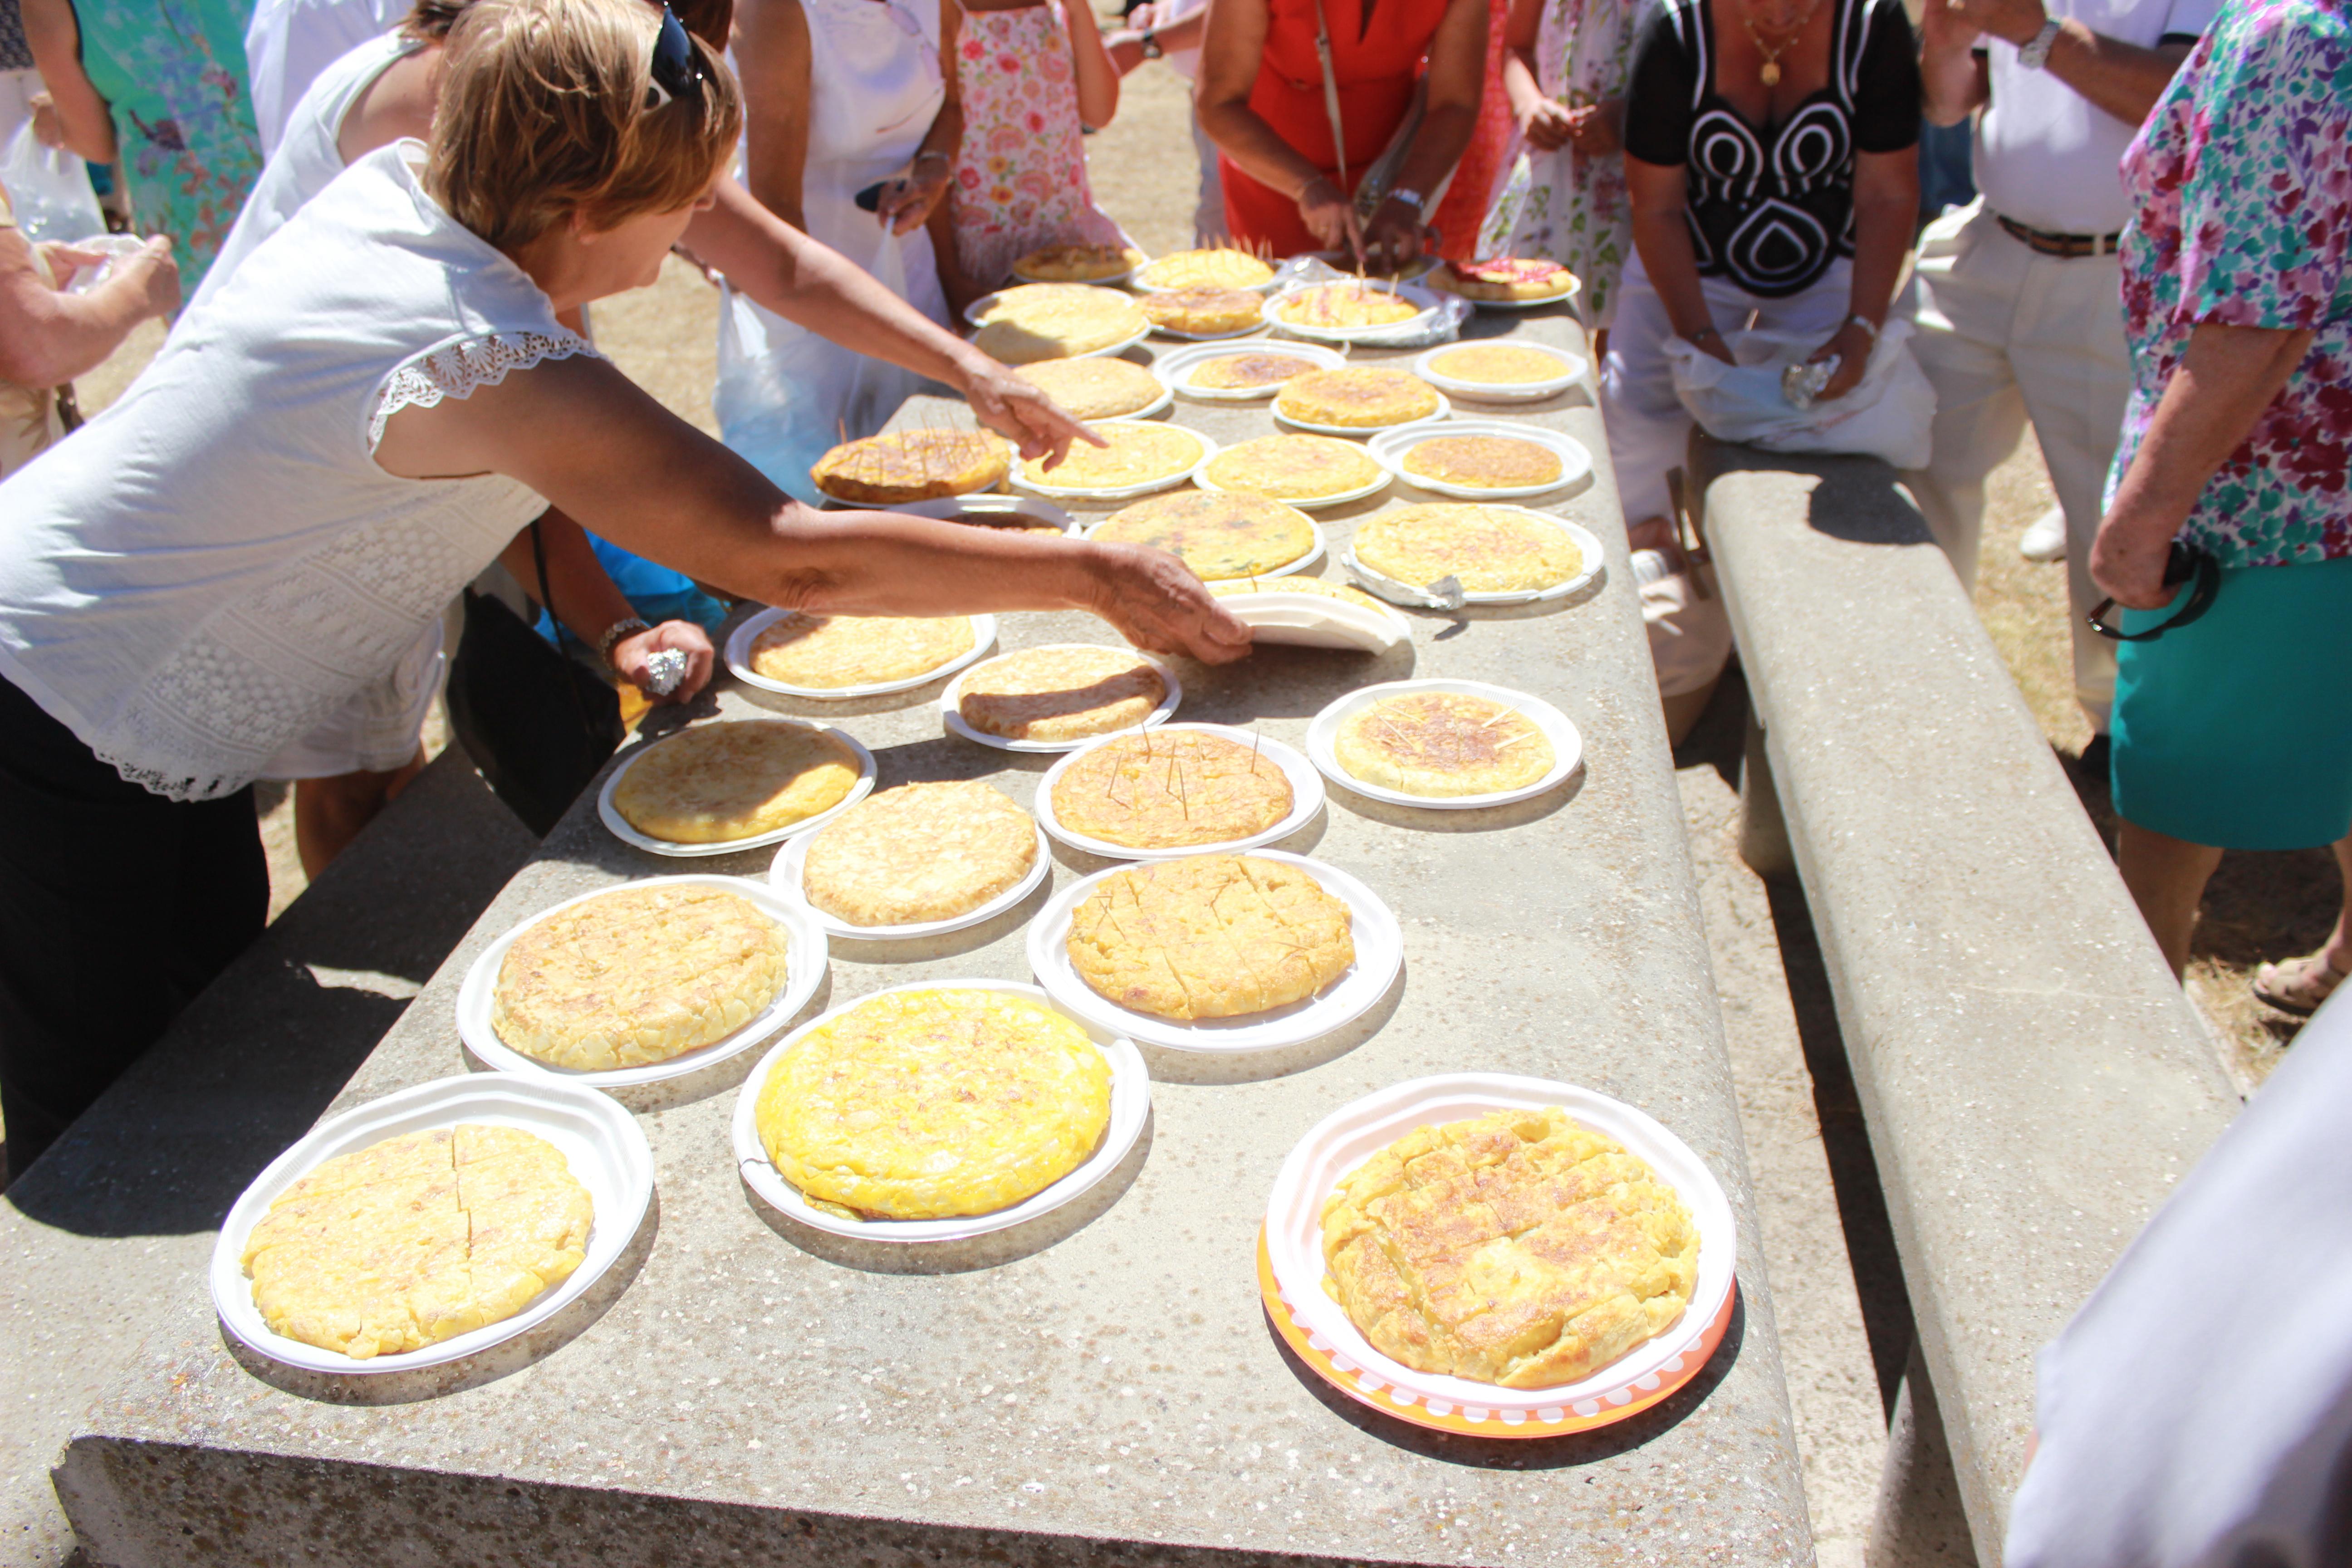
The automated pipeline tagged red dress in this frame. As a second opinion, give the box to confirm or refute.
[1426,0,1513,259]
[1221,0,1455,258]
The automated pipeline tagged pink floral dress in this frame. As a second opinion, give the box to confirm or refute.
[948,0,1132,289]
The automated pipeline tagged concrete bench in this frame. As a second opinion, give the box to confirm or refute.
[1685,436,2240,1563]
[0,750,535,1566]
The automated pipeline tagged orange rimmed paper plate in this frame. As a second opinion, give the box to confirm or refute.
[1258,1073,1739,1438]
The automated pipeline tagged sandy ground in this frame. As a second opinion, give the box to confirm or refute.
[60,50,2332,1552]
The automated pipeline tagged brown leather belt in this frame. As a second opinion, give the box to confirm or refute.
[1996,213,2122,259]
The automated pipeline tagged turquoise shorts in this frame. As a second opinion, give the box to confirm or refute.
[2111,554,2352,850]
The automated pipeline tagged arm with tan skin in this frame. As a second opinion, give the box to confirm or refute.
[374,354,1254,661]
[876,0,963,234]
[1624,154,1729,360]
[0,222,178,387]
[1358,0,1486,266]
[2090,323,2314,608]
[19,0,116,164]
[1802,146,1916,399]
[1502,0,1577,152]
[735,0,816,230]
[1196,0,1366,253]
[493,510,719,702]
[1105,5,1205,71]
[1924,0,2191,128]
[1064,0,1122,129]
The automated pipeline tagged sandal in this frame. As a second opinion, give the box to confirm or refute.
[2252,952,2350,1016]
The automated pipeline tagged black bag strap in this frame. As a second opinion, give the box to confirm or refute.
[527,517,602,737]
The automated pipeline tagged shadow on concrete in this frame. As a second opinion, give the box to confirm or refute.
[1046,803,1328,877]
[745,1107,1153,1275]
[5,755,536,1238]
[226,1183,662,1406]
[1140,959,1404,1085]
[1262,1286,1747,1470]
[1674,669,1919,1418]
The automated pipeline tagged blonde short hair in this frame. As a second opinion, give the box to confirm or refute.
[426,0,742,253]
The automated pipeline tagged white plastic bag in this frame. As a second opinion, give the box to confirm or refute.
[1666,318,1937,469]
[0,122,103,247]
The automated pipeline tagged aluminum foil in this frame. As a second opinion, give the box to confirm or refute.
[1781,357,1839,411]
[642,647,688,697]
[1343,552,1467,610]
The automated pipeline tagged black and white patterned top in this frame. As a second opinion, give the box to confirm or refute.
[1622,0,1918,297]
[0,0,35,74]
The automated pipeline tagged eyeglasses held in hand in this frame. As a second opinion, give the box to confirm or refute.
[2086,543,2220,642]
[644,4,706,111]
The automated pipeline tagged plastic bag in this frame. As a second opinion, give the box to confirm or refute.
[1666,319,1937,469]
[0,122,104,248]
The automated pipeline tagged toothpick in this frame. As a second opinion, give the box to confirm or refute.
[1249,727,1264,775]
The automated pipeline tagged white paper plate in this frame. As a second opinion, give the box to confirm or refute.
[941,644,1183,753]
[1009,421,1217,501]
[1274,389,1451,438]
[1154,340,1350,401]
[1147,318,1270,342]
[1343,511,1606,605]
[768,821,1052,940]
[887,495,1080,535]
[1367,420,1594,501]
[1413,343,1587,402]
[1194,451,1392,512]
[1079,513,1325,581]
[211,1073,653,1375]
[455,875,830,1087]
[725,610,999,700]
[1033,723,1324,861]
[1429,270,1582,311]
[1264,1073,1736,1416]
[1306,679,1582,808]
[1261,282,1442,343]
[1027,849,1401,1051]
[596,720,877,858]
[731,980,1150,1242]
[1213,591,1410,653]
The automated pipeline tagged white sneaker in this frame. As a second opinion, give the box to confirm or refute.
[2019,505,2067,562]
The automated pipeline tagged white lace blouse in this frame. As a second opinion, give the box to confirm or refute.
[0,142,593,801]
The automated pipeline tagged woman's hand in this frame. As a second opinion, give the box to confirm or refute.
[1684,323,1735,365]
[876,154,951,236]
[609,620,716,703]
[1297,174,1362,258]
[2088,506,2183,610]
[1085,542,1255,664]
[1362,196,1427,272]
[1517,94,1578,152]
[959,358,1108,468]
[1804,317,1877,401]
[1567,97,1624,155]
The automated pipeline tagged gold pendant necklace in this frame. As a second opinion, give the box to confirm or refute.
[1743,0,1823,86]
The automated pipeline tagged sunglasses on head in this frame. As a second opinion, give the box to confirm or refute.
[644,3,706,110]
[2086,543,2220,642]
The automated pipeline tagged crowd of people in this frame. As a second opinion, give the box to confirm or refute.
[0,0,2345,1548]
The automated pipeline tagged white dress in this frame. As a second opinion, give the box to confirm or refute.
[242,0,405,157]
[713,0,949,505]
[0,143,583,802]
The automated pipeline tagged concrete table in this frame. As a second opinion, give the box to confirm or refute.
[55,306,1815,1567]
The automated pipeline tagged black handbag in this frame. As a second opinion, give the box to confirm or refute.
[445,520,624,837]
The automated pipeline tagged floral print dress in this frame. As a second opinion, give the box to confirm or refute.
[2112,0,2352,567]
[948,0,1131,290]
[1476,0,1639,326]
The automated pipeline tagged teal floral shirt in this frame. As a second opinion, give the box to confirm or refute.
[2112,0,2352,567]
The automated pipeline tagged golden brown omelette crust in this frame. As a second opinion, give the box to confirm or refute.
[1276,283,1422,328]
[1400,435,1565,489]
[1138,248,1276,290]
[1274,368,1442,428]
[243,1125,593,1360]
[492,885,791,1069]
[1210,575,1393,613]
[1015,242,1147,281]
[1093,490,1317,579]
[1010,356,1165,420]
[800,780,1037,926]
[1426,344,1572,385]
[1066,854,1354,1020]
[1051,730,1294,849]
[1335,693,1556,797]
[1202,435,1383,500]
[1436,257,1578,301]
[612,721,862,843]
[1137,285,1265,334]
[811,430,1009,504]
[971,284,1149,363]
[1185,350,1323,391]
[1020,422,1203,490]
[1353,504,1583,593]
[1319,1107,1698,1388]
[749,612,978,688]
[956,645,1167,741]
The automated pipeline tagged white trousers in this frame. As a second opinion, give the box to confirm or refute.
[1901,199,2128,726]
[1602,250,1858,696]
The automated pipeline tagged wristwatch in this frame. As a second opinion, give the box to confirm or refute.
[1139,29,1163,58]
[2017,16,2064,69]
